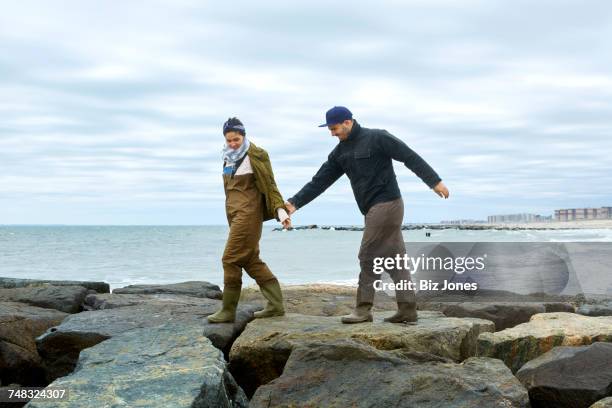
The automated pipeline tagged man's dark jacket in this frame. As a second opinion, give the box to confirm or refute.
[288,121,441,215]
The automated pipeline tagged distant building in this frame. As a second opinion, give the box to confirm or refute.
[487,213,552,223]
[555,207,612,221]
[440,219,486,225]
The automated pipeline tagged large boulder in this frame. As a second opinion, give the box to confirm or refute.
[26,323,248,408]
[112,281,222,299]
[240,284,396,316]
[82,292,217,310]
[0,302,67,386]
[0,286,88,314]
[229,311,494,396]
[591,397,612,407]
[440,301,574,331]
[478,312,612,372]
[578,301,612,317]
[0,277,109,294]
[251,340,530,408]
[417,288,579,304]
[516,342,612,408]
[36,294,259,381]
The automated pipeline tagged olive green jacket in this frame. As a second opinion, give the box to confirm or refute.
[247,143,287,221]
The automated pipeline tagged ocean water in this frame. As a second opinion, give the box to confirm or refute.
[1,225,611,290]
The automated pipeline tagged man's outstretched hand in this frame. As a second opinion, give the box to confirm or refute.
[433,181,449,199]
[282,218,292,230]
[285,201,297,215]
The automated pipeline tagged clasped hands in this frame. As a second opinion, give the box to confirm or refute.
[280,201,296,230]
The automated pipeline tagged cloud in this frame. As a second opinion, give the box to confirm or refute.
[1,0,611,224]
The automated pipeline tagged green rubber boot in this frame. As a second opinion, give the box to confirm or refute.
[207,287,241,323]
[254,280,285,318]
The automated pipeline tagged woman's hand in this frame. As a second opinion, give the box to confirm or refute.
[282,218,292,230]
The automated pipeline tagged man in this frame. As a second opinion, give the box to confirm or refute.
[285,106,449,324]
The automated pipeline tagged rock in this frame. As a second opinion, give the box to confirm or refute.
[478,312,612,372]
[229,311,494,396]
[82,292,217,310]
[112,281,222,299]
[240,284,396,316]
[591,397,612,407]
[251,340,529,408]
[440,302,574,331]
[417,288,580,304]
[544,302,578,313]
[26,323,248,408]
[578,301,612,317]
[0,286,88,314]
[0,302,67,386]
[516,342,612,408]
[36,294,259,381]
[0,277,109,294]
[272,224,318,231]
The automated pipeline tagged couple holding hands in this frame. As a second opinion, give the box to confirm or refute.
[208,106,449,325]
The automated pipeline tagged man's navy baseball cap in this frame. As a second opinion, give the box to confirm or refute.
[318,106,353,127]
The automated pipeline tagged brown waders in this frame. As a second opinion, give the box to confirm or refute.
[341,197,417,324]
[208,172,285,323]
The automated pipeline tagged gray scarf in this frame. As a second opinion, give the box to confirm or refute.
[222,137,250,174]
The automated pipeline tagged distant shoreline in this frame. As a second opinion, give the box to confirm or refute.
[431,219,612,230]
[276,219,612,231]
[1,220,611,230]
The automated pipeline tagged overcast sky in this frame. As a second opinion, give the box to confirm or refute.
[1,0,611,225]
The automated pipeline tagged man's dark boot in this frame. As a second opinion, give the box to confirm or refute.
[341,303,373,324]
[384,302,417,323]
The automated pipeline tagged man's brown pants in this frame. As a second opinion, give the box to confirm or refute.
[357,197,416,305]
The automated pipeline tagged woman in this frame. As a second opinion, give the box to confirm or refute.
[208,117,291,323]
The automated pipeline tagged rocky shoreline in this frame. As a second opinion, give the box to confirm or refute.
[1,277,612,407]
[273,219,612,231]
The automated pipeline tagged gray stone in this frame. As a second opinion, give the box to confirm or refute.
[26,323,247,408]
[578,301,612,317]
[516,342,612,408]
[0,286,88,314]
[478,312,612,372]
[0,302,67,386]
[417,288,580,304]
[113,281,222,299]
[240,283,396,316]
[83,292,215,310]
[229,311,494,396]
[440,301,574,331]
[36,294,259,381]
[251,340,530,408]
[0,277,109,294]
[591,397,612,407]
